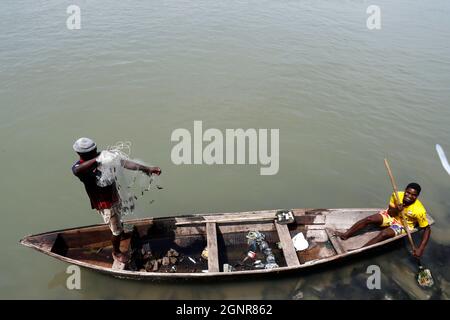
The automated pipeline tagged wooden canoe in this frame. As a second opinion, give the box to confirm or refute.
[19,208,434,280]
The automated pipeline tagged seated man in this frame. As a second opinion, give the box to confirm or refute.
[72,137,161,263]
[336,183,431,258]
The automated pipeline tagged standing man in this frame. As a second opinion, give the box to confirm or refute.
[336,183,431,258]
[72,137,161,263]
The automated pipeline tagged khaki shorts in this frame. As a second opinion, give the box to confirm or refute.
[98,204,123,236]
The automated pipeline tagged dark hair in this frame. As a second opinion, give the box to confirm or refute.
[406,182,421,194]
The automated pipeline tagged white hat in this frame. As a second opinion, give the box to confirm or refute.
[73,137,97,153]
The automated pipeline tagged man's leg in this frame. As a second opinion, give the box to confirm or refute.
[336,213,383,240]
[363,227,396,247]
[111,232,129,263]
[112,233,122,254]
[108,209,129,263]
[99,207,129,263]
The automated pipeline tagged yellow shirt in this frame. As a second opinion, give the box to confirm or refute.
[389,191,429,229]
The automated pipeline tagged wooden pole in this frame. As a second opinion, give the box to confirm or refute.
[384,158,417,251]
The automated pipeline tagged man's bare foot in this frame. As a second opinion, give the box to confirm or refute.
[334,231,349,241]
[112,251,130,263]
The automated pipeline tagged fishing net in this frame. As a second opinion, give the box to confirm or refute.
[96,141,162,216]
[417,267,434,288]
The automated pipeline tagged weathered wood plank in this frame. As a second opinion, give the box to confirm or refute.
[275,223,300,267]
[218,223,275,234]
[305,229,328,242]
[176,215,276,226]
[292,209,306,216]
[294,215,325,225]
[339,230,379,251]
[306,225,325,230]
[324,211,378,229]
[297,244,335,263]
[175,210,277,224]
[175,226,206,237]
[206,222,219,273]
[325,228,346,255]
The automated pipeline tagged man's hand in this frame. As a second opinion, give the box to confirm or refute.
[413,247,424,259]
[396,203,404,213]
[145,166,161,176]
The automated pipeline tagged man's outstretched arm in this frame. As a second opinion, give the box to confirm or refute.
[121,160,161,176]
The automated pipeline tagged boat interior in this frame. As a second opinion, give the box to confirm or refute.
[21,208,431,274]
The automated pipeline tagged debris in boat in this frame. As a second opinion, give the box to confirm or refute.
[149,200,155,204]
[169,257,177,264]
[242,230,279,269]
[112,259,126,270]
[96,247,103,254]
[162,257,170,266]
[276,210,295,224]
[166,248,179,257]
[223,264,233,272]
[142,242,151,253]
[144,259,156,272]
[265,263,278,270]
[248,240,257,252]
[201,270,208,273]
[242,250,256,263]
[262,247,278,269]
[292,232,309,251]
[201,247,208,260]
[260,240,270,251]
[157,185,163,190]
[246,231,265,242]
[142,251,152,260]
[188,257,196,264]
[138,248,182,272]
[265,253,278,268]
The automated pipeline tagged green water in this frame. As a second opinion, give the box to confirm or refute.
[1,0,449,299]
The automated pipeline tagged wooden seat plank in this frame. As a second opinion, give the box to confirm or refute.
[275,222,300,267]
[206,222,219,272]
[325,228,346,255]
